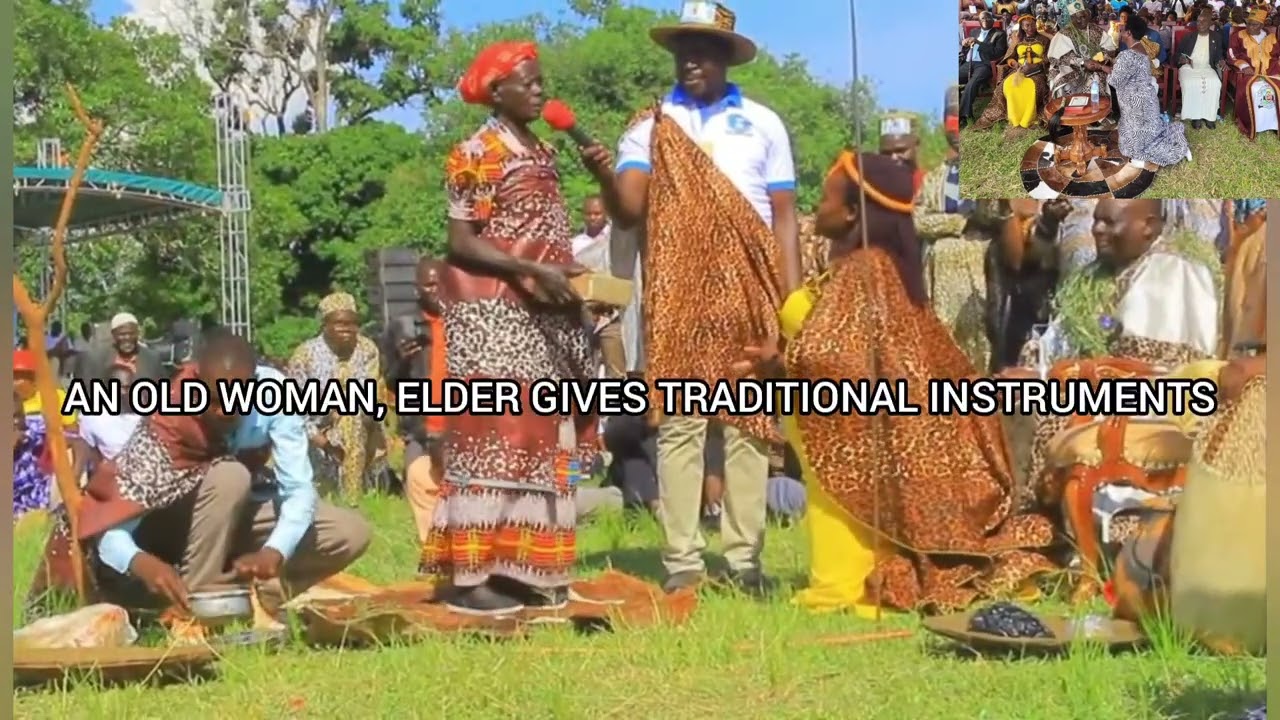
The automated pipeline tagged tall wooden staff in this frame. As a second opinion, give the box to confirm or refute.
[14,84,106,605]
[847,0,885,626]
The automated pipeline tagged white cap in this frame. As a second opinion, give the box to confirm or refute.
[110,312,139,330]
[880,114,914,138]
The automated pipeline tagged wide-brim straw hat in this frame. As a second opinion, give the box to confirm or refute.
[650,1,758,66]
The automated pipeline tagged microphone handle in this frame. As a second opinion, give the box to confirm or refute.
[566,126,596,148]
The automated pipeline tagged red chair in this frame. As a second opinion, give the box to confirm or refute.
[1040,358,1193,603]
[1165,27,1187,113]
[1220,66,1238,122]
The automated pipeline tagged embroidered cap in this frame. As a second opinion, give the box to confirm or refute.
[650,1,758,66]
[880,113,916,139]
[1063,0,1086,17]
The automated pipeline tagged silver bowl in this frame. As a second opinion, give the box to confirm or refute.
[189,587,253,626]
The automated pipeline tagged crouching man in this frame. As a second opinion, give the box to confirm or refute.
[30,329,371,620]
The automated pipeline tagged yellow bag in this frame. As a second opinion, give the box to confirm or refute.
[1169,379,1267,655]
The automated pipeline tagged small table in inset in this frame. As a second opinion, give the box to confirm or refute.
[1043,95,1112,179]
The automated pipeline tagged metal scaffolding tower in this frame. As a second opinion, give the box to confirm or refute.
[214,93,253,339]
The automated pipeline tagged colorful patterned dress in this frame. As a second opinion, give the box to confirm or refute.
[917,160,990,372]
[14,415,51,517]
[13,391,78,518]
[420,117,597,590]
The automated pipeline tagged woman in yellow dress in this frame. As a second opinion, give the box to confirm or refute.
[977,15,1050,131]
[736,151,1055,614]
[1003,15,1050,128]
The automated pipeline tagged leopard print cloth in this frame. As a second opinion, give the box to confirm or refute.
[641,108,784,442]
[30,421,219,605]
[788,249,1056,612]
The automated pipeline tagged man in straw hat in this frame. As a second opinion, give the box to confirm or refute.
[596,0,799,596]
[1226,6,1280,140]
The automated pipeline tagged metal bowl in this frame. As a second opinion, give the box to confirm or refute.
[188,587,253,626]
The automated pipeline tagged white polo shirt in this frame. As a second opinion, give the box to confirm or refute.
[79,412,142,461]
[571,226,611,273]
[615,83,796,226]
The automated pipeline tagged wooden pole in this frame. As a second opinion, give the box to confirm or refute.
[14,84,106,605]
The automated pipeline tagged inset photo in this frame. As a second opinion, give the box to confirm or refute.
[958,1,1280,199]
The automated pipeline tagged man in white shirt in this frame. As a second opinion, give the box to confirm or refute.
[593,0,799,597]
[75,365,143,469]
[570,195,625,377]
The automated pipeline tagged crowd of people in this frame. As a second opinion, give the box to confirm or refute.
[10,2,1267,660]
[960,0,1280,162]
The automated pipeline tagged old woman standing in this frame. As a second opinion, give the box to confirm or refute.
[420,40,617,616]
[287,292,387,504]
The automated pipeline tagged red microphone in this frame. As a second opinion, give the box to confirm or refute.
[542,99,597,148]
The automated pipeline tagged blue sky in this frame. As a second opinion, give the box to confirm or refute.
[91,0,953,127]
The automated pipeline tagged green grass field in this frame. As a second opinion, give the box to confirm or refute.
[959,104,1280,199]
[12,495,1266,719]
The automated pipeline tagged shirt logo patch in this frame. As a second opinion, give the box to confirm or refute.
[725,113,754,135]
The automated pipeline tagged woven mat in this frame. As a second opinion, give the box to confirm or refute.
[296,570,697,646]
[14,645,217,686]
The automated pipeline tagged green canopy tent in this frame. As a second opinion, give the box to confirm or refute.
[14,167,223,241]
[12,166,225,343]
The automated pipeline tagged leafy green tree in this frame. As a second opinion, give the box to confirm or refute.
[173,0,447,133]
[15,0,223,334]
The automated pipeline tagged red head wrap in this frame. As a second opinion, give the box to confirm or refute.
[14,349,36,374]
[457,41,539,106]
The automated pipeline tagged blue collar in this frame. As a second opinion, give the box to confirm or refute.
[668,82,744,109]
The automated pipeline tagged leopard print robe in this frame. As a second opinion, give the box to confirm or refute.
[638,107,784,442]
[789,247,1056,612]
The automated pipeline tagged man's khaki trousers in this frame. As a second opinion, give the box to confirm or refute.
[403,439,441,544]
[656,415,768,576]
[99,461,371,612]
[597,319,627,378]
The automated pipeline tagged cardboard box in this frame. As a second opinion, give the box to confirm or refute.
[570,272,634,307]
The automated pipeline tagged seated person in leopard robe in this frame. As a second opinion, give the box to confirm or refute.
[1003,198,1222,542]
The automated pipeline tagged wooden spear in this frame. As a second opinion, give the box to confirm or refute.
[14,83,106,605]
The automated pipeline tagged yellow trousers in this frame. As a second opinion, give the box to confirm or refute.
[778,284,884,617]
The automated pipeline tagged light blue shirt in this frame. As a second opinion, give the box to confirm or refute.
[615,82,796,226]
[96,365,318,575]
[969,29,991,63]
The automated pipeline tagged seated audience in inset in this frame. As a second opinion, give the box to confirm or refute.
[1176,7,1225,129]
[1102,16,1191,166]
[975,15,1052,132]
[960,11,1009,126]
[1227,7,1280,141]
